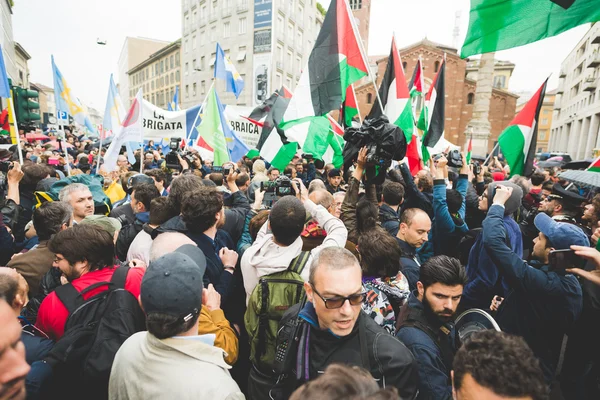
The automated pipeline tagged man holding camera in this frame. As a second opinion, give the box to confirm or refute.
[482,184,586,383]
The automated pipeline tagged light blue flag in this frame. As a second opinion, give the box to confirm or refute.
[102,74,125,134]
[214,89,249,162]
[0,46,10,98]
[214,43,244,99]
[168,86,180,111]
[52,56,96,134]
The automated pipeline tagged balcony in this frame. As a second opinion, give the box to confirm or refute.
[237,3,249,13]
[222,7,232,17]
[587,52,600,68]
[583,76,597,92]
[556,80,564,94]
[592,32,600,44]
[559,68,566,78]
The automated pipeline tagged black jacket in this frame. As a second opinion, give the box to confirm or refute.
[279,302,419,399]
[115,213,148,261]
[482,204,583,382]
[221,191,251,245]
[379,203,400,236]
[396,237,421,292]
[109,203,135,227]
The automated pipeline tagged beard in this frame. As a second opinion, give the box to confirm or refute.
[423,294,455,324]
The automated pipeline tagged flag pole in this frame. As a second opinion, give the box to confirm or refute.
[483,143,500,165]
[185,79,215,151]
[139,90,144,174]
[342,0,384,114]
[95,125,104,174]
[7,96,23,164]
[351,84,362,124]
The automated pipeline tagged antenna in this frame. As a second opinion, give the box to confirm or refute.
[452,10,461,50]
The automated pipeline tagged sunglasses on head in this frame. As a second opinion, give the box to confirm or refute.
[311,284,366,309]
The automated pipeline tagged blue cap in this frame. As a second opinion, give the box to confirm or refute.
[533,213,590,250]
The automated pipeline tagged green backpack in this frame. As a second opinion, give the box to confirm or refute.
[244,251,311,373]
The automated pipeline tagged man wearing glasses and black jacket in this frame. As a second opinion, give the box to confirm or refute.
[270,247,419,399]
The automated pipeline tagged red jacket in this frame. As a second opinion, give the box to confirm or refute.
[36,266,144,340]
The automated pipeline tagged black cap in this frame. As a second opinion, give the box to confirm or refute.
[548,183,585,208]
[328,168,341,178]
[141,244,207,323]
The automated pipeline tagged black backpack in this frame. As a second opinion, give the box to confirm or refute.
[46,266,146,399]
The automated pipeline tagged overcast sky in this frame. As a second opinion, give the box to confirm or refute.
[14,0,590,111]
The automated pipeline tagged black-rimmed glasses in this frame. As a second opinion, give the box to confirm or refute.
[311,284,366,309]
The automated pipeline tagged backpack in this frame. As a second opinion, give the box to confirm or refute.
[245,251,311,374]
[47,266,146,399]
[34,174,112,215]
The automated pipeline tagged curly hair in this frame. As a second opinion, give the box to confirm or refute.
[180,187,224,234]
[588,193,600,227]
[357,227,402,278]
[453,330,548,400]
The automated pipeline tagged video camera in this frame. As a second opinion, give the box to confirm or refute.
[165,137,195,170]
[261,175,293,197]
[434,149,463,169]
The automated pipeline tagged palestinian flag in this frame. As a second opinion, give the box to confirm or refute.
[461,0,600,58]
[367,38,413,143]
[409,58,425,98]
[406,134,422,176]
[420,60,446,163]
[281,0,368,127]
[466,136,473,165]
[341,84,359,127]
[588,156,600,173]
[498,79,548,177]
[248,88,345,169]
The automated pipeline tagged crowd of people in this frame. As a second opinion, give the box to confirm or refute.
[1,131,600,400]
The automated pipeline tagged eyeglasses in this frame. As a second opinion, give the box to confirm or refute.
[310,284,366,309]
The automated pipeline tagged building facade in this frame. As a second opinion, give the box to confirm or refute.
[549,23,600,159]
[180,0,323,109]
[354,39,518,153]
[127,40,182,110]
[118,37,171,108]
[13,42,30,88]
[516,90,555,153]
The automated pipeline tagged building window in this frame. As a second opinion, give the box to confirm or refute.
[297,30,302,46]
[165,74,169,85]
[349,0,362,10]
[201,80,206,95]
[541,118,548,125]
[185,39,189,53]
[276,73,283,88]
[199,30,205,45]
[467,93,474,104]
[298,5,304,19]
[493,75,506,89]
[288,23,294,41]
[286,76,292,88]
[176,56,180,67]
[367,93,372,104]
[402,61,407,71]
[184,13,189,31]
[433,61,440,73]
[277,14,284,35]
[296,56,302,74]
[239,17,247,35]
[193,59,197,72]
[193,83,197,97]
[160,60,164,73]
[211,26,216,41]
[176,70,180,82]
[185,84,189,98]
[287,50,293,70]
[192,35,197,49]
[151,81,155,90]
[151,94,155,104]
[170,72,174,84]
[224,22,231,38]
[185,62,189,75]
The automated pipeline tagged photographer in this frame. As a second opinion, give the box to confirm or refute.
[482,185,586,383]
[430,152,469,258]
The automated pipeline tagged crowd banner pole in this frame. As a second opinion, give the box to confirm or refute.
[7,97,23,164]
[483,143,500,165]
[185,79,215,151]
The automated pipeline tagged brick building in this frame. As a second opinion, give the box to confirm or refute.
[355,39,518,153]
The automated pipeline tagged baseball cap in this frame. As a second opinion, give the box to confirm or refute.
[533,212,590,250]
[79,215,122,236]
[328,168,341,178]
[141,244,207,322]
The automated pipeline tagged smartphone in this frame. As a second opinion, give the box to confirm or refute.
[548,249,585,273]
[48,158,59,166]
[212,166,223,173]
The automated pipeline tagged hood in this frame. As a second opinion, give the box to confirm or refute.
[242,232,303,278]
[487,181,523,216]
[157,215,187,233]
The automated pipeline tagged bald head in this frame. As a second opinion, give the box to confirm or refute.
[0,268,28,315]
[150,232,197,261]
[398,208,431,249]
[308,179,326,194]
[309,189,334,214]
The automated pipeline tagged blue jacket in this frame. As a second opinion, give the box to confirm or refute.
[396,238,421,292]
[482,204,583,382]
[432,175,469,257]
[399,163,433,219]
[462,212,522,311]
[396,294,455,400]
[379,203,400,236]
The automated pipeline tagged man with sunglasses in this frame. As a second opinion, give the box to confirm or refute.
[396,255,467,400]
[275,247,418,399]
